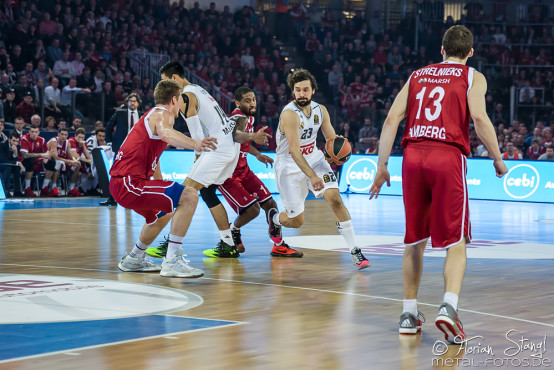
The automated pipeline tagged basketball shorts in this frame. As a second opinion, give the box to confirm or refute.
[187,144,240,187]
[402,142,471,249]
[109,176,185,224]
[218,168,272,214]
[275,150,338,217]
[23,157,45,173]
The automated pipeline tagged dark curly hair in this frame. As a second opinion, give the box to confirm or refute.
[286,69,318,91]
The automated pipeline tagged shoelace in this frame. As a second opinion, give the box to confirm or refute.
[159,236,169,248]
[418,312,426,323]
[352,249,365,262]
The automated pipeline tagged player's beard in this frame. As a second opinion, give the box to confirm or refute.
[240,107,256,117]
[295,97,311,107]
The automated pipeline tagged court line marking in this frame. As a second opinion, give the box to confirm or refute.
[0,319,244,364]
[1,263,552,329]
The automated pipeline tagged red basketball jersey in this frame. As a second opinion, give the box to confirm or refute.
[68,137,84,157]
[109,107,169,180]
[229,108,254,175]
[48,137,71,159]
[20,134,47,154]
[402,61,474,155]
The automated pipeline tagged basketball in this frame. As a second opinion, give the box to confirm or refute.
[324,137,352,165]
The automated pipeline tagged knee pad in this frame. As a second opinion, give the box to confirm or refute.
[200,184,221,208]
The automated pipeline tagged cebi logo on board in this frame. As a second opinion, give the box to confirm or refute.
[503,164,540,199]
[346,158,377,192]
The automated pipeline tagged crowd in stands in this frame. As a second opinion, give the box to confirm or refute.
[1,1,554,197]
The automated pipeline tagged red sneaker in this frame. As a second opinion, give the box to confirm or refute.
[24,187,37,197]
[40,187,50,197]
[270,242,303,258]
[49,187,59,197]
[68,188,82,196]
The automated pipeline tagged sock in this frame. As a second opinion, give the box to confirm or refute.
[220,229,234,246]
[43,179,51,188]
[25,179,31,188]
[337,220,357,252]
[272,212,281,226]
[69,183,76,190]
[230,222,239,231]
[403,299,418,317]
[443,292,459,310]
[129,240,148,258]
[167,234,184,258]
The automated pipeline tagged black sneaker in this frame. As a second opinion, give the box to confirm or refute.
[203,240,240,258]
[267,208,283,244]
[145,236,169,258]
[231,226,245,253]
[399,311,425,334]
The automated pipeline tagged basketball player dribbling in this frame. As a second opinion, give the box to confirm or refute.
[112,80,217,278]
[271,69,370,269]
[155,61,270,257]
[370,25,508,342]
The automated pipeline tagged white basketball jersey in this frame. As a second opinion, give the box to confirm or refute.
[276,100,323,159]
[183,84,236,151]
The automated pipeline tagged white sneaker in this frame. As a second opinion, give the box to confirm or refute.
[118,254,161,272]
[160,249,204,278]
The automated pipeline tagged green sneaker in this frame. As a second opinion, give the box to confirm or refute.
[146,236,169,258]
[203,240,240,258]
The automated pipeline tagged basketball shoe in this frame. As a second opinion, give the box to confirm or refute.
[160,249,204,278]
[399,311,425,334]
[68,188,82,196]
[40,187,50,197]
[24,187,37,197]
[49,187,59,197]
[231,225,245,253]
[435,303,466,344]
[203,240,240,258]
[267,208,283,244]
[270,242,303,257]
[350,247,370,270]
[146,236,169,258]
[118,254,161,272]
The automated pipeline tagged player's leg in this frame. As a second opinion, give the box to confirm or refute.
[22,158,37,196]
[41,159,56,196]
[68,166,81,196]
[50,161,64,196]
[399,146,431,335]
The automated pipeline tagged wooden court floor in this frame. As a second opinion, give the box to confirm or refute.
[0,195,553,370]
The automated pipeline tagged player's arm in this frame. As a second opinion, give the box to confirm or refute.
[249,144,274,167]
[369,81,409,199]
[468,72,508,177]
[48,140,74,165]
[233,116,271,144]
[320,105,338,140]
[281,110,322,188]
[154,109,217,152]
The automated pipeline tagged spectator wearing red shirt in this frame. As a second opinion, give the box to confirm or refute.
[526,139,545,160]
[373,46,388,66]
[15,92,35,125]
[255,48,271,71]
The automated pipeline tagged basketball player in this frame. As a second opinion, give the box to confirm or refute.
[113,80,217,278]
[271,69,370,269]
[369,25,508,342]
[156,61,270,258]
[42,127,81,197]
[67,127,92,196]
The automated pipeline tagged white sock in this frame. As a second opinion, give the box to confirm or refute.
[69,183,76,190]
[43,179,51,188]
[337,220,357,252]
[167,234,184,258]
[272,212,281,226]
[443,292,459,310]
[230,222,239,231]
[403,299,418,316]
[25,179,31,188]
[129,240,148,257]
[220,229,234,246]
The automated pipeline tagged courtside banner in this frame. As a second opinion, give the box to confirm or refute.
[338,154,554,203]
[158,151,279,193]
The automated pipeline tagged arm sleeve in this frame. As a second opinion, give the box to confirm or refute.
[183,113,204,155]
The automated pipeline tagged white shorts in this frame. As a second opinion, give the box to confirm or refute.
[274,150,338,217]
[187,144,240,186]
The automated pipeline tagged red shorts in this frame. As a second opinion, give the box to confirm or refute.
[218,168,272,213]
[402,142,471,249]
[109,176,185,224]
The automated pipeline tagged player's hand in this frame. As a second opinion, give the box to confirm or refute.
[252,126,271,145]
[42,152,51,159]
[196,137,218,152]
[256,154,274,168]
[493,159,508,178]
[369,165,390,199]
[310,176,324,192]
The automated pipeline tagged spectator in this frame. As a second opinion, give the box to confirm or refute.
[44,77,69,120]
[3,87,16,123]
[15,92,35,125]
[0,119,6,142]
[526,139,545,160]
[338,122,357,148]
[20,126,50,197]
[13,116,26,137]
[356,118,379,153]
[538,147,554,161]
[502,142,522,160]
[106,93,141,155]
[53,51,74,85]
[61,77,92,118]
